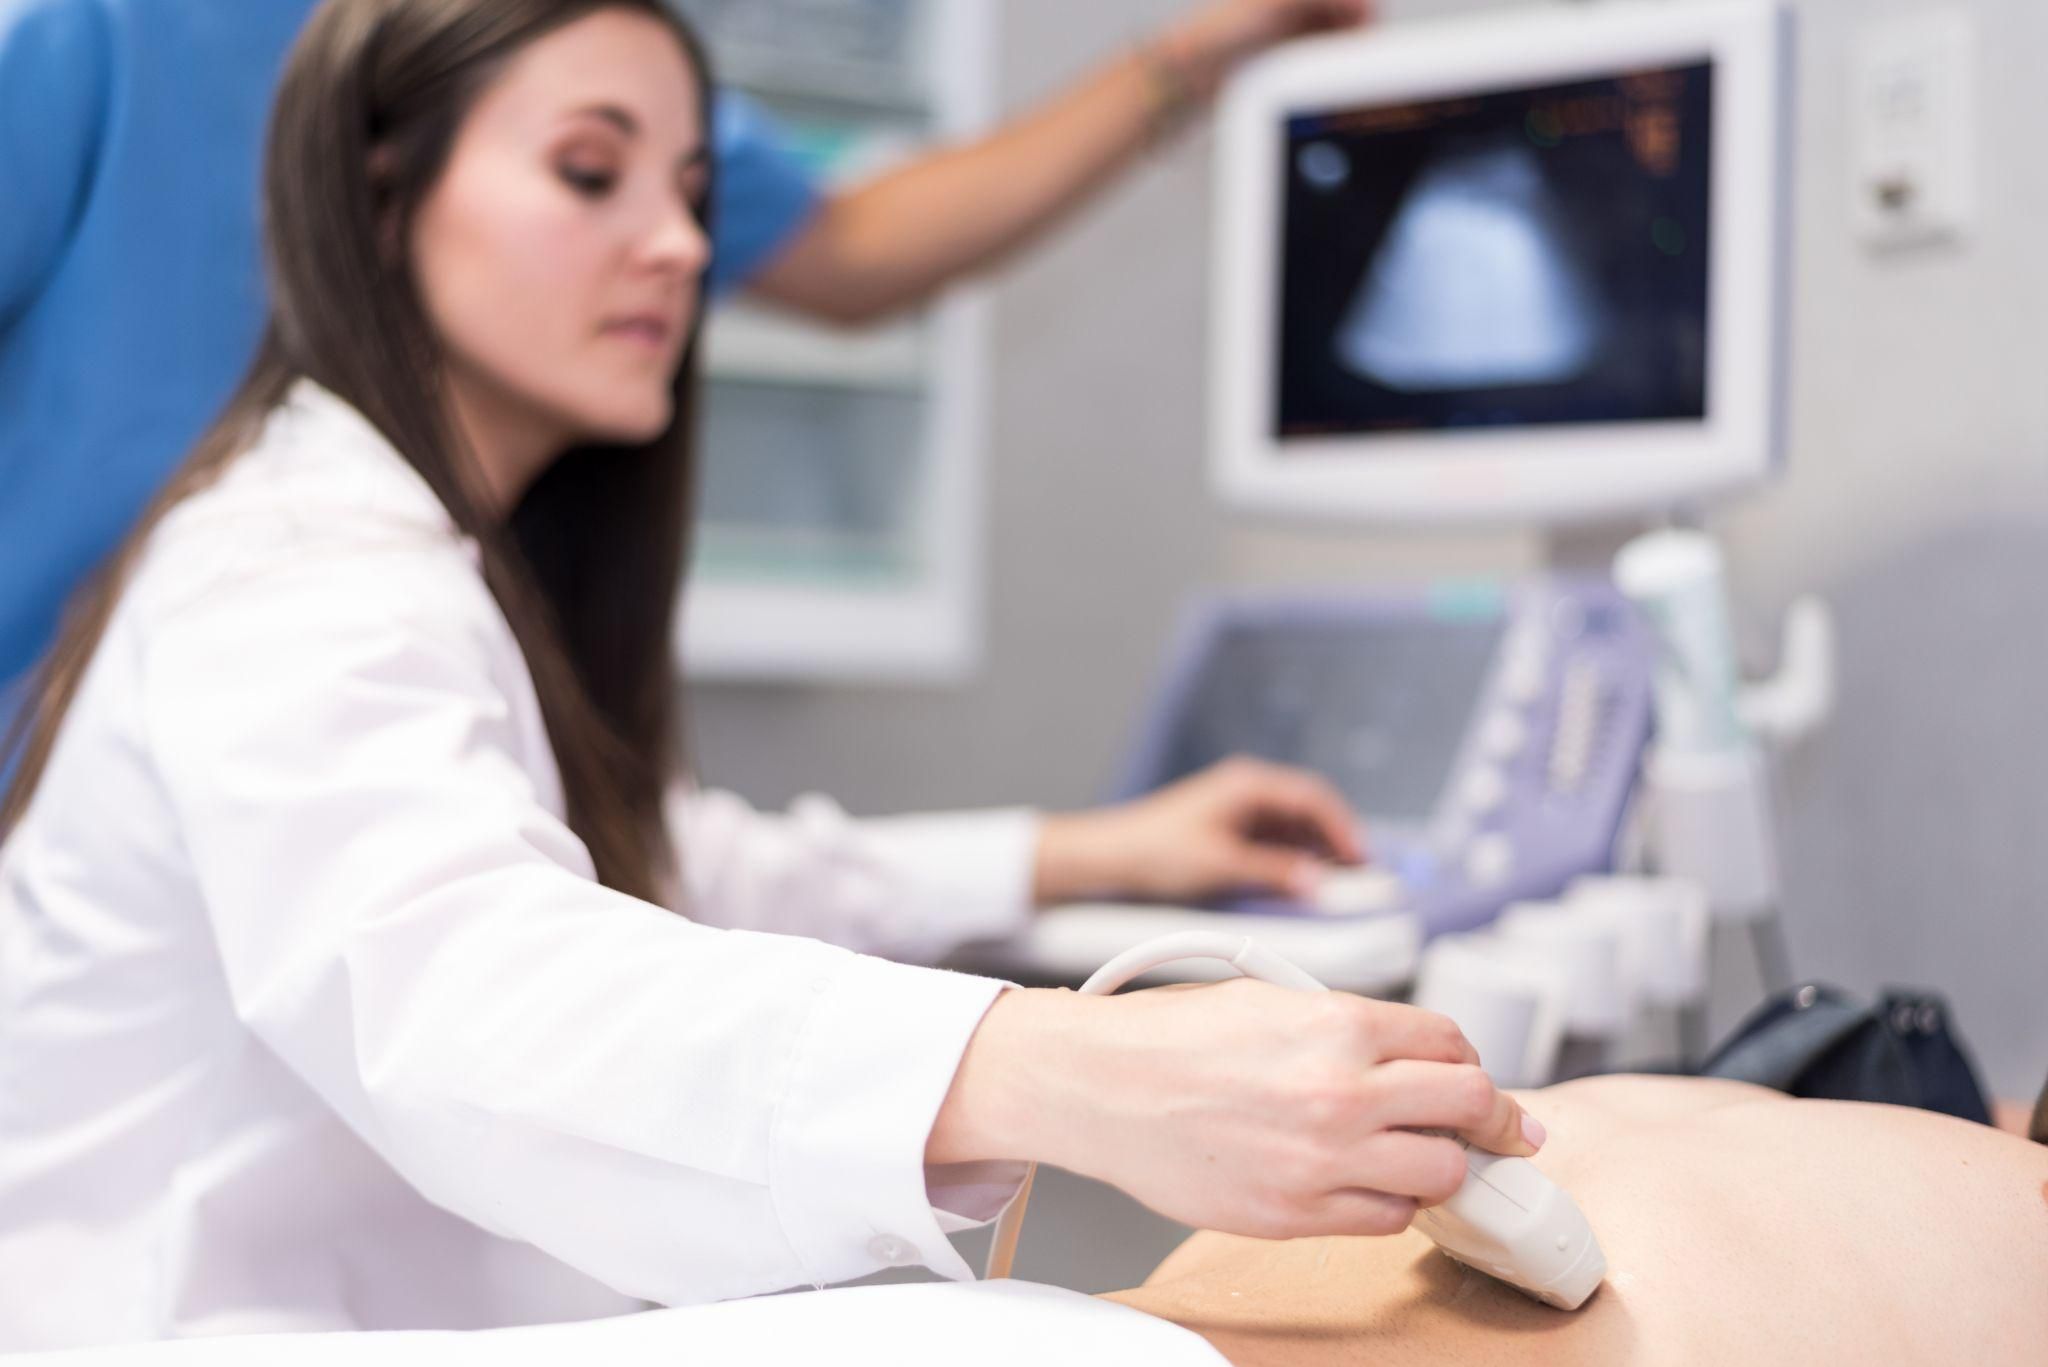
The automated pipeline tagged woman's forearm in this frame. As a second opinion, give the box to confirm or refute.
[746,45,1184,326]
[743,3,1374,323]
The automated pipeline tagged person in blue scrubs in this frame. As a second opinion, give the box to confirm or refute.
[0,0,1373,728]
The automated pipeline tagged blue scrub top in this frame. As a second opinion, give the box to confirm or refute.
[0,0,819,716]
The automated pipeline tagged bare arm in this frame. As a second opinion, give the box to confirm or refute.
[924,981,1540,1242]
[746,0,1375,326]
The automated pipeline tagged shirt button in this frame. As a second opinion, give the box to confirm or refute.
[867,1234,917,1267]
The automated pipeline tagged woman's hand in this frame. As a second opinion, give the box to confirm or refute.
[931,982,1544,1239]
[1157,0,1376,94]
[1033,756,1366,906]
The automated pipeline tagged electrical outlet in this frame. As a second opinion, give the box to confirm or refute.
[1852,10,1976,250]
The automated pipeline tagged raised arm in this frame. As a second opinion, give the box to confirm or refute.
[746,0,1374,325]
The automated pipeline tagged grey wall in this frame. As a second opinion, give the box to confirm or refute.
[691,0,2048,1100]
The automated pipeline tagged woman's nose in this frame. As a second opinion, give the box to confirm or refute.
[642,200,711,276]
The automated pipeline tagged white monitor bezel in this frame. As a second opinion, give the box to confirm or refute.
[1211,0,1793,526]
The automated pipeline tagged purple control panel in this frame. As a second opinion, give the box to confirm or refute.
[1115,578,1655,938]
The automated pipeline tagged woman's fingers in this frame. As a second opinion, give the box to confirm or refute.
[1365,1060,1543,1157]
[1265,773,1366,864]
[1340,1129,1471,1205]
[1224,759,1366,864]
[1291,1188,1420,1239]
[1064,980,1544,1243]
[1217,838,1324,898]
[1343,998,1481,1068]
[1462,1077,1544,1157]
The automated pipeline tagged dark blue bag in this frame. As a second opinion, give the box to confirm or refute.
[1700,983,1992,1125]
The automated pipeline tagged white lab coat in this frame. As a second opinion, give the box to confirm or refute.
[0,382,1048,1350]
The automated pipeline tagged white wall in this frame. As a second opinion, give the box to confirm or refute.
[1713,0,2048,1102]
[691,0,2048,1099]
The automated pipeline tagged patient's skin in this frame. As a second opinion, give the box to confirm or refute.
[1106,1077,2048,1366]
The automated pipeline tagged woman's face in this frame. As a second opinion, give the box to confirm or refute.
[410,8,710,468]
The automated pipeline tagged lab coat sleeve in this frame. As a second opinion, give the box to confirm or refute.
[136,541,1022,1304]
[667,784,1039,962]
[0,0,111,329]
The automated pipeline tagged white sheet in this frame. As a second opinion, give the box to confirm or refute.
[3,1281,1226,1367]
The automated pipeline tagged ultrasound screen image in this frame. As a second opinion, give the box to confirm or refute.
[1275,63,1713,441]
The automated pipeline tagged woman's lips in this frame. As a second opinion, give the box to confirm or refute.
[602,315,675,349]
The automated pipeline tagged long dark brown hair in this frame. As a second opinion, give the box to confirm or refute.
[0,0,715,906]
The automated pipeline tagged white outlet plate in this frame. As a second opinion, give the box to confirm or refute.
[1852,10,1977,250]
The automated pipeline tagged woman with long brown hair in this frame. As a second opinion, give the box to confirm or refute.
[0,0,1542,1350]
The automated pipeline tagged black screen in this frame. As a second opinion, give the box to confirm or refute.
[1275,62,1713,441]
[1156,616,1505,823]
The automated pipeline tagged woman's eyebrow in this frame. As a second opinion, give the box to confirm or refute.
[565,104,707,166]
[567,103,640,136]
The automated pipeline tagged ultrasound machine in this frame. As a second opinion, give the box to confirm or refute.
[968,1,1794,995]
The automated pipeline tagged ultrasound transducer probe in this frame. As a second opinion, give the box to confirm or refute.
[986,932,1607,1311]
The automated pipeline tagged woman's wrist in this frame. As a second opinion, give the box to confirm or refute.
[1131,32,1214,147]
[1152,8,1270,99]
[926,987,1103,1169]
[1031,809,1132,906]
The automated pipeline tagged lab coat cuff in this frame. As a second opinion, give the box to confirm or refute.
[855,808,1040,947]
[770,955,1021,1287]
[928,1160,1034,1231]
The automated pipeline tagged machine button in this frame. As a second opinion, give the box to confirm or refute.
[1460,765,1509,816]
[1465,834,1515,889]
[1434,812,1476,859]
[1550,596,1589,642]
[1479,711,1529,761]
[1500,654,1547,706]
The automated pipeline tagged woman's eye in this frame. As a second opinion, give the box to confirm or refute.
[560,165,617,198]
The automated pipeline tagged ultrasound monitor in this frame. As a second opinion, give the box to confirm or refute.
[1211,1,1792,524]
[1150,612,1505,824]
